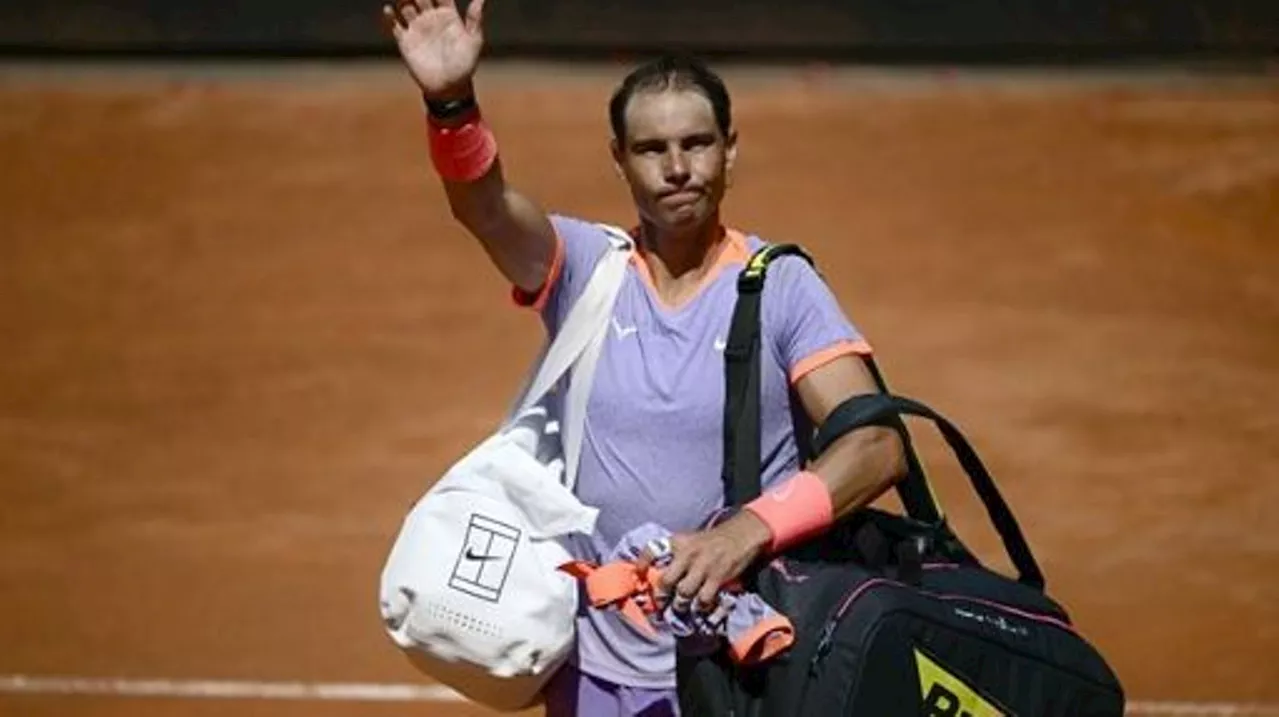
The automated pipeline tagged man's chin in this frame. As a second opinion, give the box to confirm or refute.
[655,205,708,232]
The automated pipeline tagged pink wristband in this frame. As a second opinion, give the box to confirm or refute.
[426,110,498,182]
[744,471,834,554]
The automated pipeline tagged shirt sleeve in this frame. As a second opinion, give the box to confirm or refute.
[511,213,614,334]
[761,255,873,385]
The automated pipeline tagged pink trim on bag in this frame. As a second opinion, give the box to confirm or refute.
[828,576,1077,634]
[938,594,1075,632]
[831,578,897,618]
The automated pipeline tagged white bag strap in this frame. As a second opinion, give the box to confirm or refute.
[560,225,633,487]
[513,225,633,421]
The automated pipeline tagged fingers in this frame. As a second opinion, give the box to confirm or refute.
[381,0,420,34]
[381,0,472,38]
[663,565,722,615]
[464,0,486,32]
[395,0,422,25]
[666,556,720,613]
[379,5,403,37]
[656,550,688,600]
[678,563,726,614]
[696,578,721,610]
[655,535,738,615]
[674,564,709,602]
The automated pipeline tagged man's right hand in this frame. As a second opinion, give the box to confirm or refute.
[382,0,487,100]
[382,0,557,295]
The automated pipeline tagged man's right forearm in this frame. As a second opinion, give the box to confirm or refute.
[424,82,555,295]
[386,0,553,290]
[425,87,558,294]
[443,162,557,294]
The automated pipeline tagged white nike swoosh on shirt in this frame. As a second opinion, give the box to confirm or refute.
[611,317,638,339]
[713,337,727,352]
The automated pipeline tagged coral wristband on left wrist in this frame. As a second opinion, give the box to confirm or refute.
[743,471,834,554]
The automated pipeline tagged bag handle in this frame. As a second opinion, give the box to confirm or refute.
[814,393,1045,589]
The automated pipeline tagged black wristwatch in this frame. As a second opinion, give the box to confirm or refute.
[424,93,478,122]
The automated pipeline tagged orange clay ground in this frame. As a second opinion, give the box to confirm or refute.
[0,61,1274,716]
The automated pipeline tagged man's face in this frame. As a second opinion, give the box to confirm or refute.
[612,88,737,234]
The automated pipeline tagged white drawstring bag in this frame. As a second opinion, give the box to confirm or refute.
[378,226,632,712]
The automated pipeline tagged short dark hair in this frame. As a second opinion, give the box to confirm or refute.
[608,53,733,142]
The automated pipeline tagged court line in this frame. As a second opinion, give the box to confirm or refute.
[1126,705,1277,717]
[0,674,1274,714]
[0,675,462,701]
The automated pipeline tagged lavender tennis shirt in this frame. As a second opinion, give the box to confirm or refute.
[516,215,869,689]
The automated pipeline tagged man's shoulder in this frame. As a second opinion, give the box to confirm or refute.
[549,212,626,235]
[550,213,631,250]
[732,230,820,279]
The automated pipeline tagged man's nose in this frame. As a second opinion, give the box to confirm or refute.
[662,149,691,185]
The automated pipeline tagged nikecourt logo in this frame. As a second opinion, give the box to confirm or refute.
[612,317,638,339]
[449,514,521,603]
[464,548,502,562]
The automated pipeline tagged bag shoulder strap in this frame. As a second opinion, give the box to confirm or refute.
[721,243,812,505]
[502,224,631,488]
[559,225,633,486]
[720,243,944,526]
[514,225,632,416]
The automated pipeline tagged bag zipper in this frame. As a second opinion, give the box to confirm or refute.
[808,578,894,675]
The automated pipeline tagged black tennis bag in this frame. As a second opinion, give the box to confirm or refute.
[676,245,1125,716]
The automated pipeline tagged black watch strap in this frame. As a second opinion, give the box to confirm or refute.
[424,93,478,121]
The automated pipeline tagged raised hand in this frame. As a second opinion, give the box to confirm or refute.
[382,0,486,99]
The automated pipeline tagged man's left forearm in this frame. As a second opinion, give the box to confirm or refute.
[658,425,908,605]
[808,424,907,519]
[734,423,907,558]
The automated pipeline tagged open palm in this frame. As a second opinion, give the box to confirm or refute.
[383,0,487,98]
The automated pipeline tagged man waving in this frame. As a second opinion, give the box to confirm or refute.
[383,2,907,714]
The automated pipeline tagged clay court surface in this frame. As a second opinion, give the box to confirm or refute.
[0,60,1275,715]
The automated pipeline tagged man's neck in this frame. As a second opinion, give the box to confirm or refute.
[636,217,728,305]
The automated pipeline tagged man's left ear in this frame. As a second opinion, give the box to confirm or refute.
[724,129,739,183]
[609,137,627,181]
